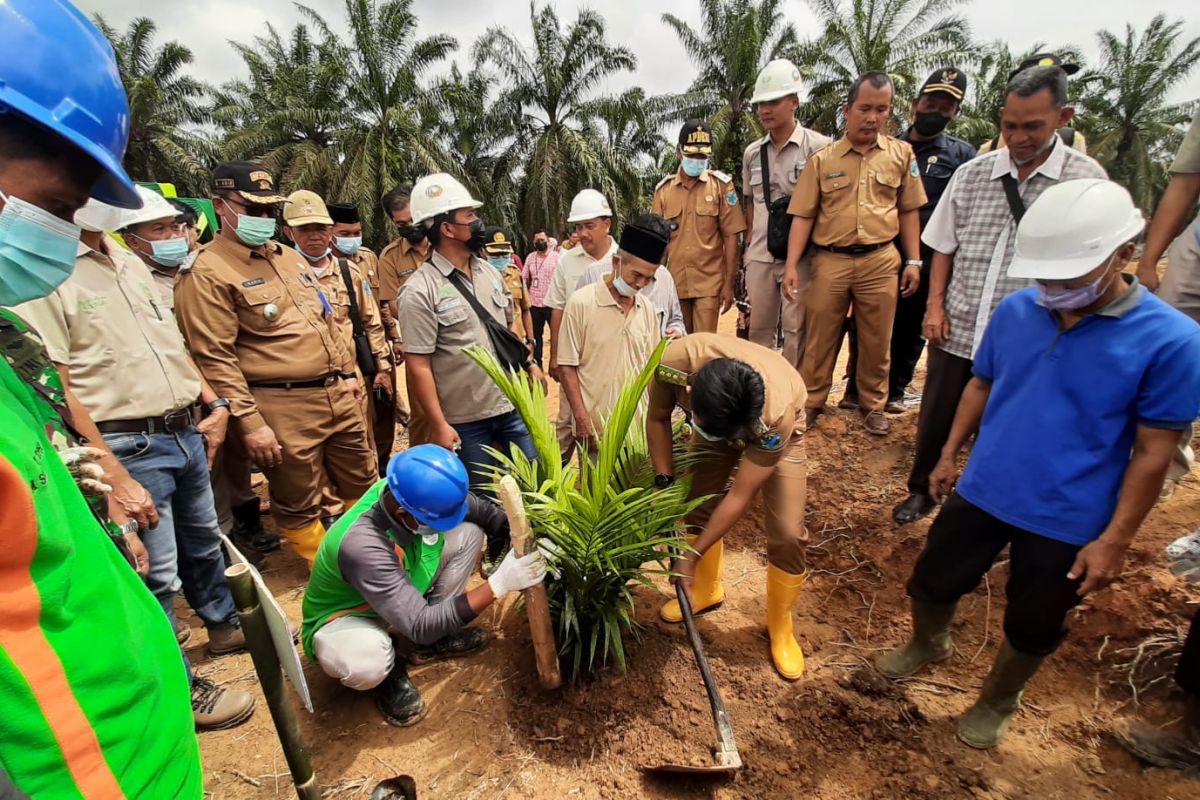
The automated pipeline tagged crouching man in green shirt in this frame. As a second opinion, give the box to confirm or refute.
[302,444,546,726]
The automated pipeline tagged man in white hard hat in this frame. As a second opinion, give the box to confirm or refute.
[545,189,617,457]
[875,179,1200,750]
[741,59,830,368]
[398,173,541,489]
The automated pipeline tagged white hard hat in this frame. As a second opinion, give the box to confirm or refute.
[117,186,179,230]
[1006,179,1145,281]
[410,173,482,226]
[567,189,612,223]
[74,197,128,233]
[751,59,803,104]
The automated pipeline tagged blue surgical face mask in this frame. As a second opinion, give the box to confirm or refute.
[220,199,277,247]
[1036,255,1118,312]
[612,273,639,297]
[692,422,723,442]
[0,189,81,306]
[486,255,511,270]
[130,233,190,268]
[335,235,362,256]
[681,156,709,178]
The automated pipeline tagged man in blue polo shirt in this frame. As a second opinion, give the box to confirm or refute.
[875,179,1200,749]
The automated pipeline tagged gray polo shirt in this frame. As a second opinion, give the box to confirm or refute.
[398,250,515,424]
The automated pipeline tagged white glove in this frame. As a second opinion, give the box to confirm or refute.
[487,548,547,597]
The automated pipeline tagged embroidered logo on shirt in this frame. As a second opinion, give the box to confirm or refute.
[910,160,920,178]
[726,190,738,206]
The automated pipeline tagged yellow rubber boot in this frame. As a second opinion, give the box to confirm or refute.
[660,539,725,623]
[766,565,807,680]
[279,519,328,567]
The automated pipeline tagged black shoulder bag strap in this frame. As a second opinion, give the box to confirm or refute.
[446,268,529,372]
[759,139,772,208]
[338,258,378,377]
[999,173,1026,225]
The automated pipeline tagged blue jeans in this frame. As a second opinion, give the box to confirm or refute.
[104,427,237,629]
[451,410,537,491]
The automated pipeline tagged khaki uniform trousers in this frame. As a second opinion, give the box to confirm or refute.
[746,257,809,370]
[1158,221,1200,482]
[686,432,808,574]
[679,296,721,334]
[803,245,901,412]
[252,380,378,531]
[320,369,377,519]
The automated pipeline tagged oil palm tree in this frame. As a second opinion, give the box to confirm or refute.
[1075,15,1200,211]
[474,3,637,236]
[92,15,212,195]
[795,0,973,133]
[662,0,801,179]
[584,88,673,218]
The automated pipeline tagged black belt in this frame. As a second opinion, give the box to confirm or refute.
[249,374,342,390]
[814,242,889,256]
[97,406,197,435]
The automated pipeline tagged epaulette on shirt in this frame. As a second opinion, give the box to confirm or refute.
[654,175,673,191]
[709,169,733,184]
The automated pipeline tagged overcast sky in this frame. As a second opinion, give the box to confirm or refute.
[78,0,1200,107]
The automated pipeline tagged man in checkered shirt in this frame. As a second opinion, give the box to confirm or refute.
[892,65,1106,525]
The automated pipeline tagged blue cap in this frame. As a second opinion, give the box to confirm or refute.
[0,1,139,208]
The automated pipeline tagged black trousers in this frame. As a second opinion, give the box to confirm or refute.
[1179,607,1200,696]
[907,493,1085,657]
[371,384,396,474]
[844,265,930,401]
[530,305,553,367]
[907,347,974,495]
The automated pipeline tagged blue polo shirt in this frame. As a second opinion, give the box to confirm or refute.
[957,277,1200,546]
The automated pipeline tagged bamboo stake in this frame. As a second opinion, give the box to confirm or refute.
[496,476,562,690]
[226,565,322,800]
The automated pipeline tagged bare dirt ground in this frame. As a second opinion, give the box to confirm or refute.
[189,313,1200,799]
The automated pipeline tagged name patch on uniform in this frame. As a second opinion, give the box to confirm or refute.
[435,298,464,313]
[241,278,266,288]
[655,364,689,386]
[726,190,738,206]
[825,171,846,179]
[910,160,920,177]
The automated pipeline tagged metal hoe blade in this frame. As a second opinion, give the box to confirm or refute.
[644,583,743,776]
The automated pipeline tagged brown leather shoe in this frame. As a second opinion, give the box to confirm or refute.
[174,618,192,646]
[192,676,255,731]
[862,410,890,436]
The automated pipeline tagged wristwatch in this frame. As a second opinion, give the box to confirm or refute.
[205,397,231,414]
[904,259,923,268]
[654,474,676,490]
[118,519,139,536]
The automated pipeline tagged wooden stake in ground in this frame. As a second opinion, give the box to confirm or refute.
[497,475,562,690]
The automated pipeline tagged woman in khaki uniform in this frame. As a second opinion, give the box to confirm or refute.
[647,334,809,679]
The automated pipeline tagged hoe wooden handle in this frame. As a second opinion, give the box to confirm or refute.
[497,476,562,690]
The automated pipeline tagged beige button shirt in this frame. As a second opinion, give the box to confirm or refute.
[398,251,515,424]
[557,279,659,428]
[13,240,201,422]
[545,237,617,310]
[742,124,832,263]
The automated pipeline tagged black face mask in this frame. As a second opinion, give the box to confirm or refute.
[913,111,952,137]
[454,218,487,250]
[534,240,548,252]
[396,224,425,245]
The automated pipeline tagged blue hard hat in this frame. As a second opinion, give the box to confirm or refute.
[0,0,139,208]
[386,445,470,532]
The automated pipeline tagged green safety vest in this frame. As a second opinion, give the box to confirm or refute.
[301,479,445,660]
[0,311,201,798]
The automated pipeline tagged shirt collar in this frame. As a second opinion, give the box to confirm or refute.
[208,232,277,264]
[401,238,429,258]
[989,136,1067,182]
[1094,274,1142,318]
[833,134,885,157]
[760,123,811,152]
[430,249,485,278]
[594,277,619,307]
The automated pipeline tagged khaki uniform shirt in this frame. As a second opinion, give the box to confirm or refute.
[501,265,532,339]
[14,240,201,422]
[649,334,806,468]
[788,135,928,247]
[379,238,429,323]
[315,259,391,374]
[147,264,180,311]
[652,170,747,299]
[558,280,659,428]
[174,235,353,432]
[342,247,389,338]
[742,124,832,263]
[398,251,515,424]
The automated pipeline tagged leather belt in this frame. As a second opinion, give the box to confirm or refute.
[814,241,889,255]
[249,374,341,390]
[97,406,197,435]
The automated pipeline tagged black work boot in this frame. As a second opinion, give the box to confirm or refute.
[231,499,279,553]
[373,663,427,727]
[1118,697,1200,772]
[409,628,489,666]
[893,492,937,524]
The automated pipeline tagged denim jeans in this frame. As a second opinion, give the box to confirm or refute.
[103,427,237,629]
[451,410,537,491]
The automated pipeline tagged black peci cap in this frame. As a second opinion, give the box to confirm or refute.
[327,202,360,224]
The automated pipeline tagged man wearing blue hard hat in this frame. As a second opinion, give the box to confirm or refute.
[0,1,202,798]
[301,444,547,726]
